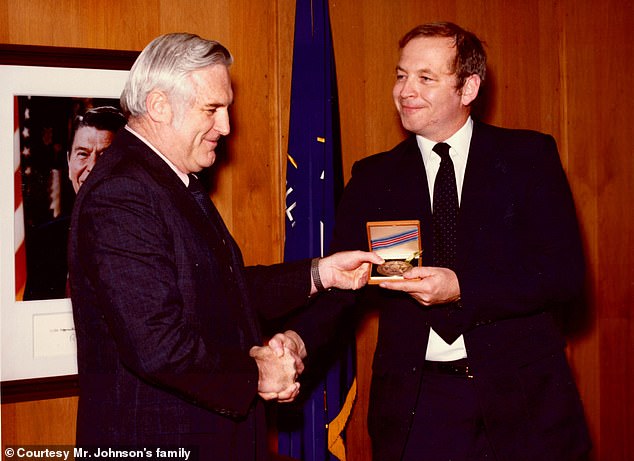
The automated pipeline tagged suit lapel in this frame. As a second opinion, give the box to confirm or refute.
[121,131,225,252]
[120,131,261,344]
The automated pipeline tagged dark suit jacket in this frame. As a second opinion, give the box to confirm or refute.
[23,214,70,300]
[295,121,591,460]
[69,129,311,460]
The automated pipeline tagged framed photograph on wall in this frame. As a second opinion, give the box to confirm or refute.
[0,44,138,401]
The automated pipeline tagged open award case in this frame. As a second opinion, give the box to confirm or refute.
[366,220,422,284]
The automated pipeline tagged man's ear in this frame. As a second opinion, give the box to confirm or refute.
[146,90,172,123]
[460,74,481,107]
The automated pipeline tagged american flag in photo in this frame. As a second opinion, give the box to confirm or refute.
[14,95,27,300]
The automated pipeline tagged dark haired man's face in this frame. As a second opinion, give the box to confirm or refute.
[68,126,115,193]
[393,36,477,141]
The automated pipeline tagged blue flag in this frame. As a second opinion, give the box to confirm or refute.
[280,0,352,460]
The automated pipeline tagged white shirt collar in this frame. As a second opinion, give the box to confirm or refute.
[415,117,473,204]
[125,125,190,186]
[416,117,473,167]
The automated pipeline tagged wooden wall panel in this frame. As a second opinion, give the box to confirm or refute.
[1,0,159,50]
[1,397,77,445]
[1,0,632,460]
[563,1,634,459]
[219,0,285,264]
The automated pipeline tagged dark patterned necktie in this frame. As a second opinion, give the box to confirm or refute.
[432,142,458,270]
[188,173,216,220]
[188,173,230,248]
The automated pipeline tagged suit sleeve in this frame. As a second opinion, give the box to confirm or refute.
[76,175,258,417]
[244,259,312,321]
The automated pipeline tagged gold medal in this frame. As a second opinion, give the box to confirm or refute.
[376,260,413,276]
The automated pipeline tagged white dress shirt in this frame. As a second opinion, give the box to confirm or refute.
[416,117,473,361]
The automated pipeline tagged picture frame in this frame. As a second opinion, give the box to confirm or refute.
[366,220,422,284]
[0,44,138,401]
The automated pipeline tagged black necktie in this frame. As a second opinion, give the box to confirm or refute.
[432,142,458,270]
[188,173,216,220]
[188,173,230,248]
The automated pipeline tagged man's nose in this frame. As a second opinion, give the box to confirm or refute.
[215,111,231,136]
[398,76,417,98]
[86,152,99,172]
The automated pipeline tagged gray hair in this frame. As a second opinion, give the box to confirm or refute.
[120,33,233,117]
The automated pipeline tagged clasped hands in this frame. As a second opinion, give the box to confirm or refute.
[249,330,306,402]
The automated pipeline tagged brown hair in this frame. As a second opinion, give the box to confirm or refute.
[399,22,487,90]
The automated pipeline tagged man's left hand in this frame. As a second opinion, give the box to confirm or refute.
[379,266,461,306]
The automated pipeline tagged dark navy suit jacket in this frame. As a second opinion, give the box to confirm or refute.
[295,121,591,460]
[69,129,310,460]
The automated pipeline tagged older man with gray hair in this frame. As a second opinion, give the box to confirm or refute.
[69,32,381,460]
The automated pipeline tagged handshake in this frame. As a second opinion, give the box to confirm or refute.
[250,330,307,402]
[249,250,383,402]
